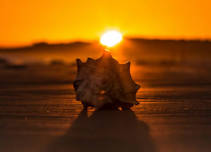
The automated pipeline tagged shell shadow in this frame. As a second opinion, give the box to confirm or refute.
[49,109,157,152]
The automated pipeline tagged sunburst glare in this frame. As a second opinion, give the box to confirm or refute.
[100,30,123,47]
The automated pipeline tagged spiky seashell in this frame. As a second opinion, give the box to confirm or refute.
[73,51,140,110]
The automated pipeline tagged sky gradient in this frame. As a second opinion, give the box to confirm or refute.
[1,0,211,46]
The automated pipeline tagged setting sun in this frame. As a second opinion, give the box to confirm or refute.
[100,30,123,47]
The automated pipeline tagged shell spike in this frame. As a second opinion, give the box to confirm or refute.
[76,58,83,69]
[136,84,141,91]
[125,61,131,68]
[102,50,112,58]
[87,57,95,63]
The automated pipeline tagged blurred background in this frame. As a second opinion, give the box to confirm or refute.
[0,0,211,86]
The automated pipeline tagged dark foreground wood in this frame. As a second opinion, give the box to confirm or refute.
[0,64,211,152]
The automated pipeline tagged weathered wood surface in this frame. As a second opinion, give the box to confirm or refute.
[0,64,211,152]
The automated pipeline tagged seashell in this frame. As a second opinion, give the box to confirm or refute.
[73,51,140,110]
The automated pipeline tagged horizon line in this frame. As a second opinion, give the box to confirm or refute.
[1,36,211,49]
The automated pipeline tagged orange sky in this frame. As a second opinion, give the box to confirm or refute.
[1,0,211,47]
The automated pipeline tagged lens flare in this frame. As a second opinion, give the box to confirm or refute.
[100,30,122,47]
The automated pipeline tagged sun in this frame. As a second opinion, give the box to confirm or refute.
[100,30,123,47]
